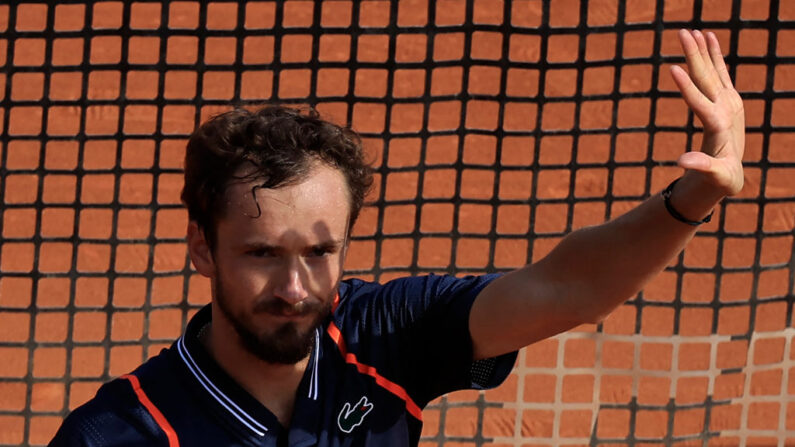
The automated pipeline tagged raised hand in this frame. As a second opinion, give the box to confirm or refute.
[670,29,745,196]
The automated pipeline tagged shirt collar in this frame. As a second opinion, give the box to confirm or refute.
[175,305,323,439]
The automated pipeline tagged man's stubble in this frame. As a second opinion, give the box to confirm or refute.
[214,271,334,364]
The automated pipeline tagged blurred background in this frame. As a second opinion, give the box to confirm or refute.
[0,0,793,445]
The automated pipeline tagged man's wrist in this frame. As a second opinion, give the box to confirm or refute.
[664,172,725,224]
[663,179,713,225]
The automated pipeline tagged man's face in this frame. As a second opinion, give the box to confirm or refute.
[209,162,351,364]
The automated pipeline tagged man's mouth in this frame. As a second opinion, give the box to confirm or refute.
[266,308,310,319]
[257,300,316,318]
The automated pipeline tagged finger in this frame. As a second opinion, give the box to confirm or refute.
[706,31,733,88]
[670,65,712,118]
[678,30,711,96]
[692,31,723,88]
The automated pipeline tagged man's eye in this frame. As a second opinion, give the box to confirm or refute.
[249,249,274,258]
[309,247,332,257]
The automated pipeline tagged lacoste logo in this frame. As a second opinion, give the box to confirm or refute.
[337,396,374,434]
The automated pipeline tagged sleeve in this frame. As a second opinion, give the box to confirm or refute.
[337,274,518,407]
[48,419,87,447]
[48,381,165,446]
[49,409,128,447]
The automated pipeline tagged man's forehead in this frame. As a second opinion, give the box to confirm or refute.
[224,164,347,207]
[216,163,352,236]
[223,179,300,217]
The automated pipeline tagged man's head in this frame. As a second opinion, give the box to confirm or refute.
[182,105,372,250]
[182,105,373,364]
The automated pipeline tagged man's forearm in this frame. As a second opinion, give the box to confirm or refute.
[533,170,725,323]
[470,170,728,360]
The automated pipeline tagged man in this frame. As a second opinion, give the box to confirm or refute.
[50,29,744,446]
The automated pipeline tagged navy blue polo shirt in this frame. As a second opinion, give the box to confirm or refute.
[50,274,517,446]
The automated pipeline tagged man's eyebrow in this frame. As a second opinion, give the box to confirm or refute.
[240,242,279,252]
[312,239,346,249]
[241,239,345,249]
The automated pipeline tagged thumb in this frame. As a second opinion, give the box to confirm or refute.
[677,151,714,173]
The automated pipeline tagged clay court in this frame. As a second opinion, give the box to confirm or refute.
[0,0,794,445]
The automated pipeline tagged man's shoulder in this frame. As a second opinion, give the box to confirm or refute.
[50,378,150,445]
[337,273,501,309]
[334,275,429,321]
[49,349,177,446]
[339,274,447,301]
[331,273,501,346]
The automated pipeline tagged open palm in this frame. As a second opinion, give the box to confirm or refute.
[670,29,745,196]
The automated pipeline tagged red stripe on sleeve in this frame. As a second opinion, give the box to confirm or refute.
[327,322,423,421]
[121,374,181,447]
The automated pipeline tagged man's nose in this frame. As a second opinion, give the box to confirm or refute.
[273,259,308,304]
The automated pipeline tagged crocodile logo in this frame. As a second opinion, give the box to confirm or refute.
[337,396,374,434]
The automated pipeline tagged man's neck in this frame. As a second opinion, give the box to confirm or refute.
[202,315,310,429]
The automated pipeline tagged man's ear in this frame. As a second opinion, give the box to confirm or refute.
[187,221,215,277]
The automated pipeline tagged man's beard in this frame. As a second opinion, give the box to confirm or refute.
[214,276,333,364]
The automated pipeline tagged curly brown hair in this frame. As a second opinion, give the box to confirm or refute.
[181,105,373,248]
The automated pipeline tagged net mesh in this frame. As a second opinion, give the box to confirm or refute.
[0,0,793,445]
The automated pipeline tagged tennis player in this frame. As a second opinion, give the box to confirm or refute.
[50,29,744,446]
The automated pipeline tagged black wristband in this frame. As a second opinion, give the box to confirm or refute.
[661,178,714,226]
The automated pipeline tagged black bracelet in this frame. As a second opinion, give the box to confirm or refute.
[661,178,714,226]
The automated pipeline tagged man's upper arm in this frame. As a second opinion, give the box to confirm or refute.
[468,264,586,361]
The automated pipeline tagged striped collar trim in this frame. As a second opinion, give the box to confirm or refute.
[307,328,321,400]
[175,308,323,437]
[176,335,269,436]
